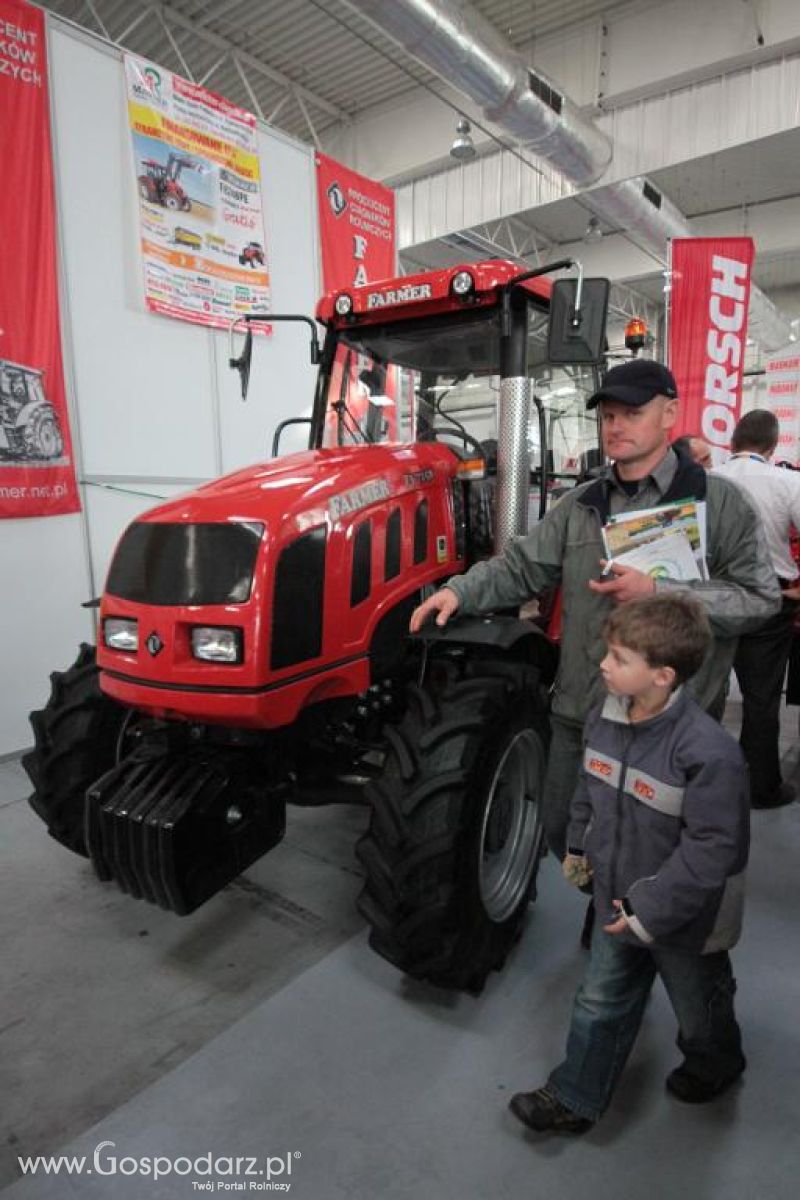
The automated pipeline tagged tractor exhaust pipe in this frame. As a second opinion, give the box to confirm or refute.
[495,259,576,551]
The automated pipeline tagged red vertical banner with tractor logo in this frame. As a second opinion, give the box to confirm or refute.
[316,154,397,440]
[0,0,80,518]
[669,237,755,466]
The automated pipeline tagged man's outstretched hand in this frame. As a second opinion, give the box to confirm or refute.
[588,560,655,604]
[409,587,460,633]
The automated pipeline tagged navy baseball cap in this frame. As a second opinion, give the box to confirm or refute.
[587,359,678,409]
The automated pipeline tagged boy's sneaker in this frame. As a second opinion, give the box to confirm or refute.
[508,1086,593,1134]
[666,1059,746,1104]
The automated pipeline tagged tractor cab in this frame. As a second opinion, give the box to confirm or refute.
[315,288,601,500]
[247,260,608,533]
[141,158,167,182]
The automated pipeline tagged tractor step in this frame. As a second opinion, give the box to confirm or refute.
[84,746,285,914]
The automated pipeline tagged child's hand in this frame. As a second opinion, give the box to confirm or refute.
[603,899,628,936]
[562,853,593,889]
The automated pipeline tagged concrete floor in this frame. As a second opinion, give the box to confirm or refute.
[0,759,368,1187]
[1,696,798,1198]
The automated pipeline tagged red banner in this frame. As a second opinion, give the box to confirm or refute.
[0,0,79,518]
[669,237,754,464]
[316,153,395,293]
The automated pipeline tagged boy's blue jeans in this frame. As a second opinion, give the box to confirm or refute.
[547,927,745,1122]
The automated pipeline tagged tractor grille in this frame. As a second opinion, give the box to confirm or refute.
[271,526,327,669]
[105,521,263,606]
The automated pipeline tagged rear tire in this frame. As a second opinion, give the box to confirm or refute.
[357,662,549,993]
[23,644,127,856]
[22,405,63,459]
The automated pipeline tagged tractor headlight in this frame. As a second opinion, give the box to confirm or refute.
[450,270,475,297]
[191,626,243,664]
[104,617,138,652]
[334,293,353,315]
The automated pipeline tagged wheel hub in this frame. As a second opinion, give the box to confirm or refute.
[478,728,545,922]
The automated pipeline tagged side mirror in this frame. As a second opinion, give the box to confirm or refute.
[229,327,253,400]
[548,278,609,365]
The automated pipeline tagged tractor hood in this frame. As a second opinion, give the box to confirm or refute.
[128,441,459,532]
[97,439,465,729]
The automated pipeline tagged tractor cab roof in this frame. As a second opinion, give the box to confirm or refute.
[316,260,551,329]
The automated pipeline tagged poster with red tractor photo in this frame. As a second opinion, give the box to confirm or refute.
[125,53,271,330]
[0,0,80,519]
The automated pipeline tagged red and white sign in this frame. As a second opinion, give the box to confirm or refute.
[766,352,800,465]
[0,0,80,518]
[316,154,395,294]
[670,237,755,464]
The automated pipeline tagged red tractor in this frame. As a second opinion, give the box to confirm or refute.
[0,359,64,460]
[239,241,265,268]
[24,260,608,993]
[138,153,194,211]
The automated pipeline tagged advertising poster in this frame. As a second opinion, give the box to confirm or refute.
[125,54,270,330]
[669,237,754,465]
[0,0,80,519]
[765,351,800,465]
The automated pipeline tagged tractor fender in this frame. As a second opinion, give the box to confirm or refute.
[13,398,50,430]
[413,613,558,682]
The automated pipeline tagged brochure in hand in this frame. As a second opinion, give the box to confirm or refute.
[602,499,707,581]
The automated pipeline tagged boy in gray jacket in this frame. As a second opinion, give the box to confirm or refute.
[509,593,749,1135]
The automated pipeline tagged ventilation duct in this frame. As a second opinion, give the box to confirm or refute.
[581,178,690,263]
[345,0,611,187]
[345,0,793,350]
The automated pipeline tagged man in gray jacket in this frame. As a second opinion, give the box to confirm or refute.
[410,359,780,860]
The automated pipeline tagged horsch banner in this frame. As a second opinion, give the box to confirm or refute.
[0,0,80,518]
[669,237,755,464]
[125,54,270,330]
[316,154,395,293]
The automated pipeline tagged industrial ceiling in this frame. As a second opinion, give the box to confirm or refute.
[37,0,638,143]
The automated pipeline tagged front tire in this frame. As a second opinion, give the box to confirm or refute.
[23,644,127,855]
[357,662,549,993]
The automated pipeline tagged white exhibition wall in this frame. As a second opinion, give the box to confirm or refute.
[0,19,320,757]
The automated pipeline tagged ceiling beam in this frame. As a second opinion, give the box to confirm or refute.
[154,2,350,124]
[232,53,265,122]
[155,8,195,82]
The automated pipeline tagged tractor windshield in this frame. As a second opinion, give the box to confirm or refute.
[321,303,600,482]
